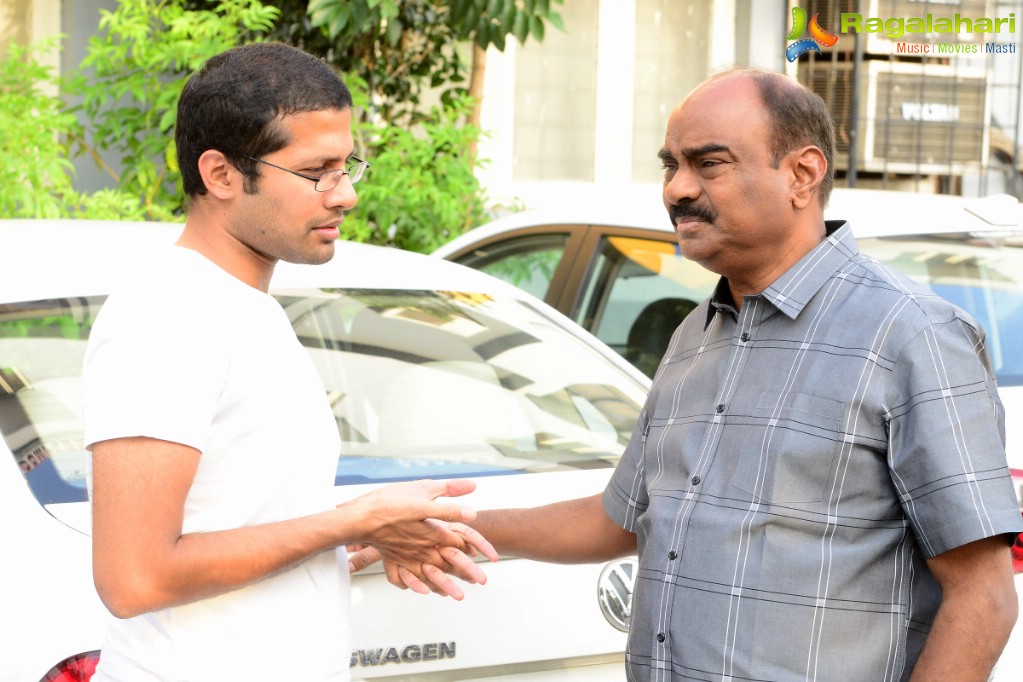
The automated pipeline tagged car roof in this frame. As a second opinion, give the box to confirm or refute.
[0,219,524,304]
[432,187,1022,256]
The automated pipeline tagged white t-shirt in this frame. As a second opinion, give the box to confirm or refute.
[83,247,351,681]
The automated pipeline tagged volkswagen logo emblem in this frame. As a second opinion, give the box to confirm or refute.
[597,557,636,632]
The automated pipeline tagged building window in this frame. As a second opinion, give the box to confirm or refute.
[512,0,599,181]
[631,0,711,183]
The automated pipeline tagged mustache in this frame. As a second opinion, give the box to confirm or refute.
[669,201,716,224]
[313,211,347,225]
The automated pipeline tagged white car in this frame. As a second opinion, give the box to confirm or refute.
[434,187,1023,679]
[0,219,650,681]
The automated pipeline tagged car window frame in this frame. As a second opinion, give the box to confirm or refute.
[446,224,594,313]
[561,225,682,322]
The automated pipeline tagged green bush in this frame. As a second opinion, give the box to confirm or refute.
[0,40,81,218]
[1,0,504,251]
[65,0,281,219]
[347,94,490,252]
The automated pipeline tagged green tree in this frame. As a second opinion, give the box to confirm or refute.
[2,0,559,251]
[65,0,281,218]
[0,40,81,218]
[345,92,489,252]
[277,0,564,248]
[0,39,152,219]
[301,0,564,133]
[0,0,280,220]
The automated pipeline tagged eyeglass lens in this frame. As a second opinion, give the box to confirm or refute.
[314,160,367,192]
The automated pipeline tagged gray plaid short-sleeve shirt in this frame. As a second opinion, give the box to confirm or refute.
[603,221,1022,681]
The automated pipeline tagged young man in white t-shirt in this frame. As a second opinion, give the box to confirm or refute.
[83,43,495,682]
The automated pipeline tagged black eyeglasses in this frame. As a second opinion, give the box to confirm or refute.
[242,154,370,191]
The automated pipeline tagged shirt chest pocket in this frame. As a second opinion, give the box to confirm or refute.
[731,391,846,505]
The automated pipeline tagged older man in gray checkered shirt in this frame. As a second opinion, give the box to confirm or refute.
[360,67,1022,681]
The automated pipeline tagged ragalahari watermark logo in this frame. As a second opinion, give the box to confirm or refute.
[784,7,1018,59]
[841,11,1017,55]
[785,7,839,62]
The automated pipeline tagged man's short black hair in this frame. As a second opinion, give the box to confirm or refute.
[176,42,353,198]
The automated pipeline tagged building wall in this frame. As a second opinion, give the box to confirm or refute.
[1,0,33,49]
[1,0,61,69]
[476,0,787,211]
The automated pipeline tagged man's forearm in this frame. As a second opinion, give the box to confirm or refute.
[910,537,1018,681]
[474,493,636,563]
[95,508,353,618]
[93,474,482,618]
[909,587,1017,680]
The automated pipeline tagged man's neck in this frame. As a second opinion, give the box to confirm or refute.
[176,216,277,292]
[724,222,829,310]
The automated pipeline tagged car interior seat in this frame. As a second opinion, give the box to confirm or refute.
[625,297,697,378]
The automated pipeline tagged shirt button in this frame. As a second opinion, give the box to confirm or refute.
[657,633,666,643]
[668,550,678,560]
[691,476,701,485]
[740,332,750,342]
[715,403,725,413]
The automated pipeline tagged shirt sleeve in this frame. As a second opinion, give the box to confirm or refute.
[82,289,228,453]
[887,311,1022,557]
[603,405,651,533]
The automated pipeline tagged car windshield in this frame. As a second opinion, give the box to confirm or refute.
[0,289,646,507]
[859,231,1023,387]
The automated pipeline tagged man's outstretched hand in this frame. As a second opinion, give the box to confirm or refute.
[342,479,499,600]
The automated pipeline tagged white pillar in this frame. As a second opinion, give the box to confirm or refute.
[594,0,637,186]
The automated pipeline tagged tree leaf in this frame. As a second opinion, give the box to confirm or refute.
[547,10,565,32]
[385,17,403,47]
[530,15,545,41]
[512,11,529,44]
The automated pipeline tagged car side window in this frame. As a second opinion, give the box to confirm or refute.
[576,235,717,377]
[0,297,99,505]
[859,234,1023,387]
[451,233,569,302]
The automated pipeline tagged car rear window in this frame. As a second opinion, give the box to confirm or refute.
[1,289,646,508]
[859,231,1023,387]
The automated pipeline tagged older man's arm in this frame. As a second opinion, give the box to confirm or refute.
[349,493,636,595]
[909,535,1018,681]
[471,493,637,563]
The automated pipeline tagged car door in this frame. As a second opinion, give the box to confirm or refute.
[445,224,716,377]
[442,226,589,307]
[559,227,717,376]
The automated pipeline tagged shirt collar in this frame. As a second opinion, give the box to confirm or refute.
[705,220,857,328]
